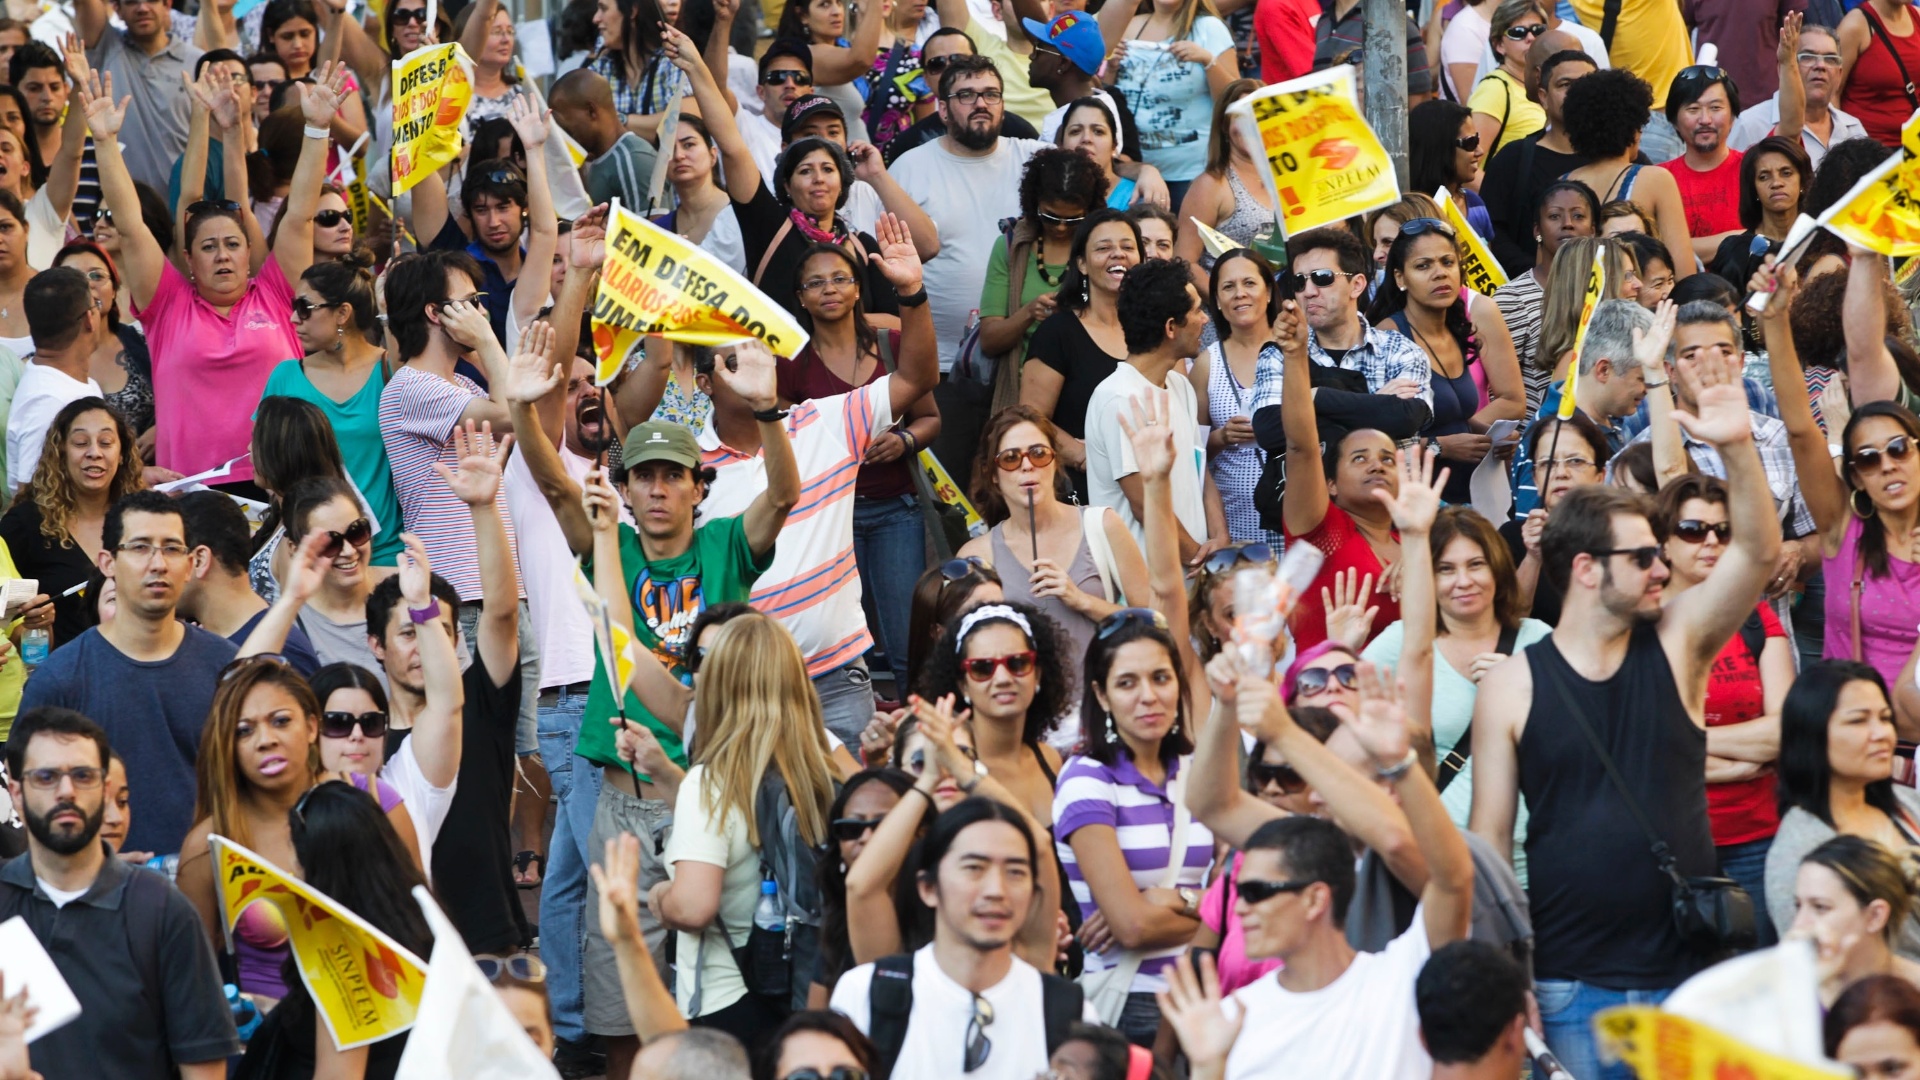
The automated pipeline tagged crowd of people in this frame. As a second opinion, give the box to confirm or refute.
[5,0,1920,1077]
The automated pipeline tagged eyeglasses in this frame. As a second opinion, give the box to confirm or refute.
[117,540,192,561]
[1503,22,1547,40]
[993,444,1055,471]
[963,651,1036,682]
[1400,216,1458,239]
[21,766,103,790]
[253,77,286,94]
[829,816,884,842]
[1669,519,1730,545]
[1096,607,1167,640]
[1038,210,1085,227]
[783,1070,869,1080]
[1247,760,1307,795]
[475,955,546,984]
[1593,546,1666,570]
[291,297,340,321]
[185,199,241,217]
[1850,435,1916,470]
[1541,455,1597,476]
[320,710,388,739]
[945,88,1003,106]
[1796,50,1842,67]
[799,273,857,293]
[391,6,429,23]
[964,992,994,1072]
[762,69,813,86]
[1201,541,1275,577]
[1237,877,1318,904]
[1454,132,1481,152]
[1287,268,1357,291]
[940,556,987,583]
[1292,663,1357,699]
[312,209,350,228]
[316,518,372,559]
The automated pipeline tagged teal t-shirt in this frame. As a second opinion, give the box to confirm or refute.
[259,359,406,565]
[576,512,772,774]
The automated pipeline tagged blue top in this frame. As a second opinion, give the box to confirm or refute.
[231,608,324,675]
[259,359,406,565]
[1107,176,1138,210]
[1112,17,1237,183]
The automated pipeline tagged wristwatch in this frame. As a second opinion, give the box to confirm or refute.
[1178,887,1199,915]
[958,758,988,794]
[407,599,443,624]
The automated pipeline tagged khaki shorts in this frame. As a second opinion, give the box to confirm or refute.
[581,778,673,1037]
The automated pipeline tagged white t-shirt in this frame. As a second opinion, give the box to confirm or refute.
[1039,90,1123,144]
[740,107,786,185]
[24,186,70,272]
[889,137,1046,369]
[1223,916,1434,1080]
[38,878,88,907]
[503,443,630,690]
[1439,5,1490,94]
[842,181,884,239]
[7,363,102,489]
[663,763,763,1017]
[831,946,1100,1080]
[1084,362,1207,550]
[700,205,748,276]
[379,735,457,885]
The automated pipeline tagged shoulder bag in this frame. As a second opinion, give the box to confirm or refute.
[1435,622,1519,793]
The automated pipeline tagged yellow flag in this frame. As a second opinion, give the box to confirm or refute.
[1190,217,1240,259]
[916,449,984,535]
[210,835,427,1050]
[1227,66,1401,240]
[1823,143,1920,257]
[1560,243,1607,420]
[590,201,811,385]
[1594,1006,1853,1080]
[390,43,475,197]
[1434,186,1507,294]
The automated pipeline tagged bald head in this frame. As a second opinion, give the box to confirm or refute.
[1526,30,1580,98]
[551,67,616,112]
[549,68,621,155]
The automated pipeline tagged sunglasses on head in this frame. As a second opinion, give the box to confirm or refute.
[312,209,350,228]
[829,816,884,842]
[1594,546,1666,570]
[320,710,387,738]
[1202,542,1275,577]
[186,199,241,217]
[1503,22,1546,40]
[1096,607,1167,640]
[964,650,1036,682]
[1669,519,1730,545]
[762,69,813,86]
[1237,877,1317,904]
[1287,267,1355,291]
[1292,662,1357,699]
[1400,216,1457,239]
[994,444,1055,471]
[940,556,987,583]
[1850,434,1916,470]
[475,955,546,984]
[477,168,523,187]
[316,518,372,559]
[1247,759,1307,795]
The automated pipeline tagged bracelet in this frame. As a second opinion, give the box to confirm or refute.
[897,286,929,307]
[303,124,330,141]
[899,429,918,454]
[752,407,790,423]
[1374,749,1418,783]
[907,785,934,804]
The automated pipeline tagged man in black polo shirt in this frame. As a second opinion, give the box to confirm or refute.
[1,706,237,1079]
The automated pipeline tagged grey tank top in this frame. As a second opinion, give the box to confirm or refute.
[989,518,1105,672]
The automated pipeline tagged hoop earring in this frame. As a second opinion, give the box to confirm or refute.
[1852,488,1879,519]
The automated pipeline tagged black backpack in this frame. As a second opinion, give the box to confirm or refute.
[737,769,839,1013]
[866,952,1083,1080]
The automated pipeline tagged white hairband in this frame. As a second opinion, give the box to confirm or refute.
[955,604,1032,651]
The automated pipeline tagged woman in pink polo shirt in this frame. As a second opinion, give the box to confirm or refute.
[77,62,348,492]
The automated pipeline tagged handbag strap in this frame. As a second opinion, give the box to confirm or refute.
[1437,623,1520,793]
[1080,506,1119,604]
[1155,767,1191,890]
[753,217,794,289]
[1598,0,1623,47]
[1864,2,1920,108]
[1543,664,1685,885]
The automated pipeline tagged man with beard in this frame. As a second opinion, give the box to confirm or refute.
[74,0,202,192]
[421,146,560,350]
[1731,18,1866,169]
[1469,318,1779,1080]
[1659,64,1746,265]
[0,707,238,1080]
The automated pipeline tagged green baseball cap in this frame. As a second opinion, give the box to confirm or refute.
[621,421,702,470]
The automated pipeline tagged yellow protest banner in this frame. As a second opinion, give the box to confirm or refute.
[917,449,984,536]
[210,835,427,1050]
[1560,242,1607,420]
[1435,186,1507,294]
[390,43,474,198]
[1823,143,1920,257]
[590,200,810,385]
[1227,66,1400,240]
[1594,1006,1854,1080]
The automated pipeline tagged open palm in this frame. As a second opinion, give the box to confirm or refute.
[433,421,512,506]
[80,70,126,140]
[1119,387,1176,482]
[867,212,923,292]
[1373,441,1445,535]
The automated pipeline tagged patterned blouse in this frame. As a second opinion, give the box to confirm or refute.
[590,50,686,119]
[103,325,154,434]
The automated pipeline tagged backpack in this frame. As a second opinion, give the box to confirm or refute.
[739,769,840,1013]
[866,952,1084,1080]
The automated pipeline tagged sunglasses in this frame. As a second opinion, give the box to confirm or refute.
[1247,760,1307,795]
[994,444,1055,471]
[291,297,340,321]
[1096,607,1167,639]
[186,199,241,217]
[1400,216,1457,239]
[93,208,113,226]
[1594,546,1666,570]
[941,556,987,583]
[924,54,958,73]
[1669,519,1730,545]
[829,816,884,842]
[1850,434,1916,470]
[475,955,546,983]
[964,992,993,1072]
[1038,210,1085,227]
[312,209,350,228]
[762,69,813,86]
[1454,132,1481,152]
[317,518,372,559]
[476,168,523,187]
[320,710,388,738]
[392,6,430,23]
[783,1071,869,1080]
[1237,877,1317,904]
[1202,541,1275,577]
[1292,663,1357,699]
[1287,267,1356,291]
[435,294,490,313]
[963,651,1036,682]
[1503,22,1546,40]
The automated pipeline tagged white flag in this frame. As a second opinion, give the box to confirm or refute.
[394,887,560,1080]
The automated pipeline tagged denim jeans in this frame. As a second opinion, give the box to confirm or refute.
[1717,835,1778,946]
[852,494,924,694]
[536,687,599,1043]
[814,659,877,748]
[1117,991,1161,1048]
[1536,979,1673,1080]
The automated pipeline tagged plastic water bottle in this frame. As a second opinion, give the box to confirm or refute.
[226,984,262,1043]
[750,880,789,997]
[754,879,784,934]
[20,627,47,673]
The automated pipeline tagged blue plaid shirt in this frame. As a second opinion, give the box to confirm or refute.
[1248,320,1434,414]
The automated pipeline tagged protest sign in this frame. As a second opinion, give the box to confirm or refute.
[394,887,559,1079]
[1435,186,1507,294]
[1560,242,1608,420]
[1594,1007,1853,1080]
[1227,66,1400,239]
[390,43,475,197]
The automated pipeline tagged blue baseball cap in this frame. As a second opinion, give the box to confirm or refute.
[1022,12,1105,76]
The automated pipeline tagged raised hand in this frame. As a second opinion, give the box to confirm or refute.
[1671,334,1754,448]
[1373,440,1446,536]
[432,420,512,506]
[62,32,89,88]
[300,59,351,132]
[1233,664,1288,742]
[857,707,904,767]
[398,532,434,608]
[908,693,974,780]
[1820,374,1852,435]
[1778,10,1803,67]
[1520,508,1548,554]
[589,833,646,947]
[505,89,552,150]
[1632,298,1677,379]
[714,340,779,412]
[1273,298,1308,359]
[867,212,924,293]
[1157,953,1244,1071]
[660,22,708,77]
[282,524,338,605]
[569,204,609,270]
[1747,255,1797,323]
[1203,648,1241,707]
[502,321,562,405]
[582,467,623,535]
[79,69,127,141]
[1321,567,1379,652]
[848,140,886,184]
[1118,387,1176,483]
[1345,660,1413,767]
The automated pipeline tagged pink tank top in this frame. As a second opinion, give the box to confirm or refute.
[1823,515,1920,687]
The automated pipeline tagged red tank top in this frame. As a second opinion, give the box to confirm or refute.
[1843,3,1920,147]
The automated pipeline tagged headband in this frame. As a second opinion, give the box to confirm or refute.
[955,604,1032,652]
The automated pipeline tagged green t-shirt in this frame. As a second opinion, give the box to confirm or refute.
[575,512,772,774]
[259,359,407,564]
[979,234,1066,357]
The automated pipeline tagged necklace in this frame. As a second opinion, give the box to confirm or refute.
[1036,261,1066,287]
[1408,320,1461,380]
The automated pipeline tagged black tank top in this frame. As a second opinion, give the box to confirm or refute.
[1521,622,1716,989]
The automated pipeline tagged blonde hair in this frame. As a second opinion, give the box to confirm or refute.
[1130,0,1222,48]
[691,614,837,848]
[1364,193,1444,247]
[1536,237,1638,376]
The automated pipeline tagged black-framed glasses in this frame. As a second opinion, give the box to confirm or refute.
[1593,546,1666,570]
[829,816,884,842]
[1247,760,1307,795]
[1287,267,1357,291]
[1096,607,1167,639]
[1237,877,1318,904]
[1669,519,1730,545]
[21,766,103,790]
[1850,435,1915,470]
[964,992,994,1072]
[320,710,388,739]
[940,556,986,583]
[475,954,547,983]
[1292,663,1357,699]
[782,1070,869,1080]
[185,199,241,217]
[1201,541,1275,577]
[1453,132,1481,152]
[945,88,1003,106]
[291,297,340,321]
[312,209,350,228]
[1400,216,1457,239]
[762,69,813,86]
[1038,210,1085,228]
[317,518,372,559]
[1502,22,1546,40]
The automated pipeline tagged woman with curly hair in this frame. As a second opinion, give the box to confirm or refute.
[1561,68,1694,275]
[0,396,141,648]
[904,557,1002,690]
[977,146,1110,364]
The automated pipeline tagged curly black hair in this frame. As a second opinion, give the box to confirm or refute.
[1019,145,1110,229]
[1563,68,1655,160]
[1789,267,1848,371]
[918,600,1075,748]
[1117,257,1199,355]
[1809,137,1895,216]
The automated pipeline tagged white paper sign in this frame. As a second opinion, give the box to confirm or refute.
[0,916,83,1043]
[1468,419,1523,522]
